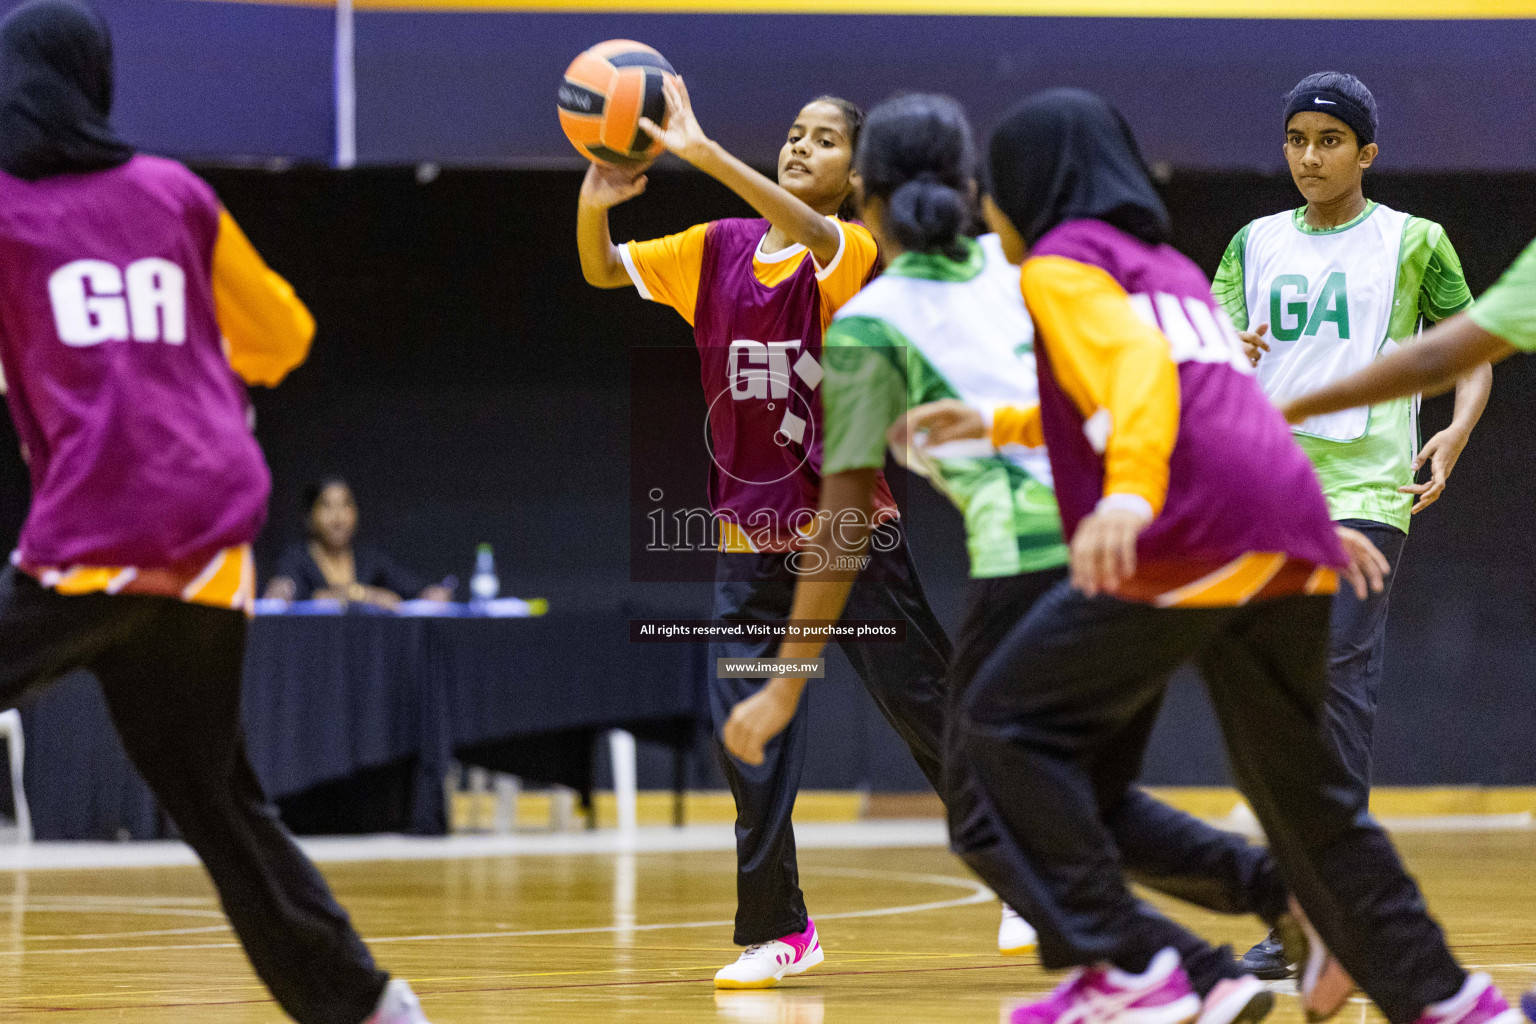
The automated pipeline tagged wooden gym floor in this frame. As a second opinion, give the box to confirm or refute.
[0,828,1530,1023]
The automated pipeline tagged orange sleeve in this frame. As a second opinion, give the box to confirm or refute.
[622,222,709,326]
[990,404,1045,448]
[213,209,315,387]
[815,220,880,326]
[1020,255,1180,516]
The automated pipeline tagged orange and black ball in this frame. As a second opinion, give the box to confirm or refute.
[558,40,677,168]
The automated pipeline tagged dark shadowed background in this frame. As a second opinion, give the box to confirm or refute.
[2,165,1532,792]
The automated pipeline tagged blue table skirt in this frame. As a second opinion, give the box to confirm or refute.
[19,611,706,840]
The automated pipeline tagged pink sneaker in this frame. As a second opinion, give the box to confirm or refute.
[1412,974,1521,1024]
[1011,948,1202,1024]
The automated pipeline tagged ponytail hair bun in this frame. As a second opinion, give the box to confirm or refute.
[887,174,968,260]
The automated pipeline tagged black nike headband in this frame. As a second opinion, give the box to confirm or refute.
[1284,88,1376,147]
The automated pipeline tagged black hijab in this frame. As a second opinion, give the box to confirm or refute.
[987,88,1169,247]
[0,0,132,181]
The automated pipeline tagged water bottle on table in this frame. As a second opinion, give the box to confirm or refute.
[470,544,500,604]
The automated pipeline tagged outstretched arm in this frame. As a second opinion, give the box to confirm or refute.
[889,399,1043,451]
[1282,314,1515,424]
[576,163,650,288]
[640,78,841,267]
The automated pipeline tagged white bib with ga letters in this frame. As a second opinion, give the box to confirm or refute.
[1242,203,1408,441]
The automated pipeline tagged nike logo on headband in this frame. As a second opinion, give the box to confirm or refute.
[1314,97,1337,105]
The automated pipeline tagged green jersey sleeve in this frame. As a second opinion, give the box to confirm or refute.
[1417,221,1474,323]
[1389,218,1474,340]
[1468,235,1536,352]
[821,315,911,475]
[1211,223,1252,329]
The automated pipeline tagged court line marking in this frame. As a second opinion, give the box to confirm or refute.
[18,903,225,920]
[393,947,1019,986]
[0,962,1048,1016]
[24,925,232,941]
[0,865,991,961]
[0,865,1001,1010]
[17,957,1536,1019]
[366,865,994,945]
[8,896,215,907]
[0,814,1524,872]
[0,947,1006,1011]
[2,860,1530,1013]
[0,821,951,871]
[4,898,230,940]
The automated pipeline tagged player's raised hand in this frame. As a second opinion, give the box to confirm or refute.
[1401,424,1470,513]
[638,76,711,165]
[579,161,648,210]
[1336,525,1390,599]
[889,399,986,452]
[1240,323,1270,367]
[722,679,804,766]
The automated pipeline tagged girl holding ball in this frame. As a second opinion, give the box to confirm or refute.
[576,79,968,988]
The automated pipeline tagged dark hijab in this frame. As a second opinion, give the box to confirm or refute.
[987,87,1169,247]
[0,0,132,181]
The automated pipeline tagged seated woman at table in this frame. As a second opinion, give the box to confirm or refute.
[264,478,452,607]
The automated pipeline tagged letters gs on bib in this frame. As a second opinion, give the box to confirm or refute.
[1128,292,1252,372]
[49,258,187,347]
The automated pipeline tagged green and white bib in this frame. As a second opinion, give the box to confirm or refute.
[1213,202,1473,532]
[821,234,1068,578]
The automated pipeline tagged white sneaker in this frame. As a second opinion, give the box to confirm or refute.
[714,920,825,990]
[998,903,1039,955]
[368,979,431,1024]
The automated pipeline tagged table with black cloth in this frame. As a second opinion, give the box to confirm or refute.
[17,610,707,841]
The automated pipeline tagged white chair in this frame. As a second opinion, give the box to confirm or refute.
[0,710,31,844]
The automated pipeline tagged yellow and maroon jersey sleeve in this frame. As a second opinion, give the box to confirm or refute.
[815,219,880,328]
[1021,255,1181,517]
[990,404,1046,449]
[622,222,710,326]
[213,209,315,387]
